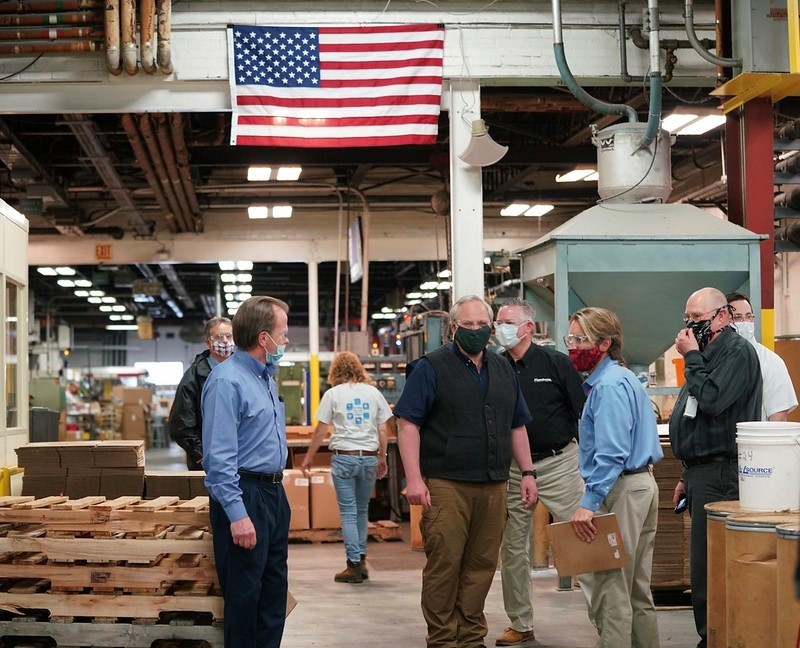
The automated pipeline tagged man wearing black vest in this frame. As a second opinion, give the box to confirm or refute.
[396,295,538,648]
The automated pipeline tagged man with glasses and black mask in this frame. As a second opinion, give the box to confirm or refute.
[726,291,797,422]
[492,298,586,647]
[395,294,538,648]
[168,316,233,469]
[669,287,762,648]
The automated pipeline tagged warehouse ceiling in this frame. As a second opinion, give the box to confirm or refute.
[2,85,749,330]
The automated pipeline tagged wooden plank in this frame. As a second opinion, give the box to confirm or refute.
[6,578,49,593]
[90,496,142,511]
[0,592,224,620]
[172,581,212,596]
[42,521,169,536]
[0,509,209,528]
[51,496,107,510]
[7,524,46,538]
[169,497,209,512]
[0,496,35,507]
[0,537,213,562]
[0,620,224,648]
[165,526,205,541]
[131,497,180,512]
[12,496,68,509]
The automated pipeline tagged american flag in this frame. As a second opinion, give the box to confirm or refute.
[228,24,444,148]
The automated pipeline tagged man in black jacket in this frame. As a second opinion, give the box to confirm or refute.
[168,316,233,469]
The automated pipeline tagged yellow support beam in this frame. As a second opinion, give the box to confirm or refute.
[309,353,320,425]
[790,0,800,74]
[0,467,23,497]
[761,309,776,352]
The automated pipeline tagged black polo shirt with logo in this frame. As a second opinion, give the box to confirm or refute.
[502,343,585,454]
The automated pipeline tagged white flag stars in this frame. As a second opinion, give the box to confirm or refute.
[234,26,322,88]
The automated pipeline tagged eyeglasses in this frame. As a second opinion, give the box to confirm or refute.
[455,320,492,330]
[684,306,725,324]
[494,320,527,328]
[731,312,755,322]
[209,333,233,342]
[563,334,592,348]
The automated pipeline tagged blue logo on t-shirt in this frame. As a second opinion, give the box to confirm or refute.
[347,398,371,428]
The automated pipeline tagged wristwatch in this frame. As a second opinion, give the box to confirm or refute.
[521,469,537,479]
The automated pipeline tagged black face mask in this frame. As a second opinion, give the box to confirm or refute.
[454,326,492,355]
[684,306,725,350]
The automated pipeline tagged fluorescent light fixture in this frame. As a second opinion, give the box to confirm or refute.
[272,205,293,218]
[662,113,698,133]
[484,257,491,265]
[74,279,92,287]
[88,297,102,304]
[219,261,236,271]
[89,290,104,297]
[248,205,269,220]
[106,324,138,331]
[420,281,438,290]
[556,169,596,183]
[101,296,116,303]
[236,273,252,283]
[223,285,238,293]
[583,171,599,181]
[247,166,272,181]
[437,281,452,290]
[37,267,57,276]
[236,294,248,301]
[226,301,239,309]
[524,204,554,217]
[277,166,302,181]
[74,290,89,297]
[238,284,253,293]
[381,307,393,313]
[500,203,529,217]
[121,314,134,321]
[220,273,237,283]
[406,292,422,299]
[677,114,726,135]
[406,299,422,306]
[109,315,122,321]
[99,305,113,312]
[422,292,438,299]
[55,267,76,276]
[57,279,75,288]
[237,261,253,271]
[111,305,126,312]
[437,269,452,278]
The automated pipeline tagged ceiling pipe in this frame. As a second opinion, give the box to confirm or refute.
[138,113,190,231]
[0,11,101,26]
[0,40,99,54]
[139,0,157,74]
[159,262,196,310]
[684,0,741,69]
[0,0,102,11]
[120,113,178,234]
[104,0,122,76]
[120,0,137,75]
[156,0,173,75]
[135,263,183,318]
[153,113,193,230]
[639,0,663,150]
[169,113,202,231]
[0,26,101,40]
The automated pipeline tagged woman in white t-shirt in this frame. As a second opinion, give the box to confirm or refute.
[301,352,392,584]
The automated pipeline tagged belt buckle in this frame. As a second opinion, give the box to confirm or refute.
[272,472,283,484]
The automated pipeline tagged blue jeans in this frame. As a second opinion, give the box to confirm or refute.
[331,454,377,563]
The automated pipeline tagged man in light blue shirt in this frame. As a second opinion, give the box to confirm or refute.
[565,307,663,648]
[202,295,290,648]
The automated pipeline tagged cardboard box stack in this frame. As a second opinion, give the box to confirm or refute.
[282,469,310,530]
[651,441,691,587]
[145,471,208,499]
[309,468,341,529]
[17,441,146,499]
[111,386,154,446]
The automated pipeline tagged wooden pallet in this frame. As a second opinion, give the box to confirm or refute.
[289,520,401,543]
[0,618,223,647]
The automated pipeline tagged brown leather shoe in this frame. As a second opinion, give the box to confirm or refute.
[360,554,369,580]
[495,627,535,646]
[334,561,363,583]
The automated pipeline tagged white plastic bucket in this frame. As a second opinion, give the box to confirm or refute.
[736,422,800,512]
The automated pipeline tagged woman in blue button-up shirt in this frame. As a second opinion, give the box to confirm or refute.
[565,306,663,648]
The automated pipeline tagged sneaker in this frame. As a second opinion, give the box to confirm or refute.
[495,627,535,646]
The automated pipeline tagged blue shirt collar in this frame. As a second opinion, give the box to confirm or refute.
[233,348,277,378]
[208,355,220,369]
[584,355,616,388]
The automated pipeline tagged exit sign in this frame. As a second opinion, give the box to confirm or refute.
[95,244,113,261]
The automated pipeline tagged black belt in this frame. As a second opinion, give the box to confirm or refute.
[682,456,737,469]
[622,466,650,476]
[238,469,283,484]
[333,449,377,456]
[531,441,572,463]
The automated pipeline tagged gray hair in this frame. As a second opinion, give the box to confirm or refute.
[448,295,493,327]
[497,298,535,322]
[204,316,232,339]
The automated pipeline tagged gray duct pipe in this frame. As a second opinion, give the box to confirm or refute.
[639,0,663,149]
[684,0,741,69]
[552,0,637,123]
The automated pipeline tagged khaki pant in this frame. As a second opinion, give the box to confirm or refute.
[420,477,507,648]
[500,441,589,632]
[591,471,660,648]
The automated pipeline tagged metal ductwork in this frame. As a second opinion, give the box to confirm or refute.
[103,0,172,75]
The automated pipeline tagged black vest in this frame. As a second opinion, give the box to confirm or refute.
[419,346,516,482]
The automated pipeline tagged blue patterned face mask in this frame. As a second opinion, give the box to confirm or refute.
[265,332,286,364]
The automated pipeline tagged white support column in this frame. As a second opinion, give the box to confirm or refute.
[308,259,320,425]
[448,80,485,300]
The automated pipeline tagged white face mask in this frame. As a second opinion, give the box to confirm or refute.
[733,321,756,342]
[495,323,524,350]
[210,340,235,359]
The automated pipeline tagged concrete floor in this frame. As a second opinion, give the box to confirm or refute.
[147,445,700,647]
